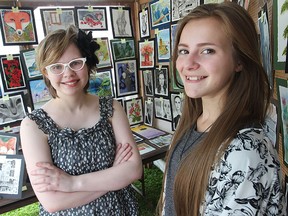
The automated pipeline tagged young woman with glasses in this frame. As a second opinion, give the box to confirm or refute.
[20,25,142,215]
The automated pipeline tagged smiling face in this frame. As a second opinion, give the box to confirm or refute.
[45,43,88,97]
[176,17,241,101]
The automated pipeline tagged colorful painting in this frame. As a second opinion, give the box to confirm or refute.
[0,7,38,45]
[156,28,170,62]
[0,132,20,155]
[20,49,42,79]
[139,39,155,69]
[88,70,113,97]
[28,78,51,110]
[110,39,136,61]
[76,7,107,30]
[94,38,112,69]
[125,98,144,126]
[0,55,26,92]
[149,0,171,29]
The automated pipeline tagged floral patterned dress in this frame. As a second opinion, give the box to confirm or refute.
[27,97,138,216]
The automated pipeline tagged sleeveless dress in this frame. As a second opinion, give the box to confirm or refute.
[27,96,138,216]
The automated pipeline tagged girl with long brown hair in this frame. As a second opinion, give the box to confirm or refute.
[159,2,285,215]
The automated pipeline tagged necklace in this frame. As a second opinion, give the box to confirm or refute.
[179,124,212,160]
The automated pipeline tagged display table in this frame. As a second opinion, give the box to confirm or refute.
[0,183,37,214]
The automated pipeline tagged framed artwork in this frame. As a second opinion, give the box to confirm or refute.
[27,78,52,110]
[156,28,171,62]
[0,92,27,127]
[276,78,288,167]
[0,7,38,45]
[273,0,288,70]
[170,61,183,91]
[131,124,166,139]
[139,39,155,69]
[144,98,154,126]
[40,8,76,36]
[88,70,114,97]
[170,23,178,54]
[137,142,156,155]
[20,49,42,80]
[0,132,20,155]
[0,55,26,92]
[110,7,133,38]
[0,154,25,199]
[161,97,172,121]
[133,132,144,143]
[154,66,169,97]
[171,93,184,131]
[258,4,273,88]
[154,97,163,119]
[124,97,144,126]
[110,38,136,61]
[203,0,224,3]
[114,59,138,97]
[75,7,107,30]
[94,38,112,69]
[171,0,200,22]
[149,0,171,29]
[148,133,173,148]
[143,69,154,97]
[139,8,150,39]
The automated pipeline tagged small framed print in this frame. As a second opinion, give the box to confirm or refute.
[273,0,288,70]
[110,7,133,38]
[137,142,156,155]
[114,59,138,97]
[0,55,26,92]
[40,8,76,36]
[170,22,178,54]
[110,38,136,61]
[0,154,25,199]
[156,28,171,62]
[171,0,200,22]
[154,66,169,97]
[0,7,38,46]
[148,133,173,148]
[94,38,112,69]
[276,78,288,167]
[139,39,155,69]
[139,8,150,39]
[144,98,154,126]
[143,69,154,97]
[20,49,42,80]
[0,132,20,155]
[27,78,52,110]
[149,0,171,29]
[75,7,107,30]
[88,70,114,97]
[124,97,144,126]
[154,96,172,122]
[171,93,184,131]
[0,92,27,127]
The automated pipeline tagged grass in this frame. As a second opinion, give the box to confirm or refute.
[2,165,163,216]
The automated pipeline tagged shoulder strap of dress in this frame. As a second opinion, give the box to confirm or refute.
[27,109,56,134]
[99,96,113,119]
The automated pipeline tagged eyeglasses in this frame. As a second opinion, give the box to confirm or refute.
[45,57,87,75]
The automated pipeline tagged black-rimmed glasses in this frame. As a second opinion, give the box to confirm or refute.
[45,57,87,75]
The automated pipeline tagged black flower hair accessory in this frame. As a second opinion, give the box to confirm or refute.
[77,29,100,67]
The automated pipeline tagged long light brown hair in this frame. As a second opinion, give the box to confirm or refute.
[158,2,271,215]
